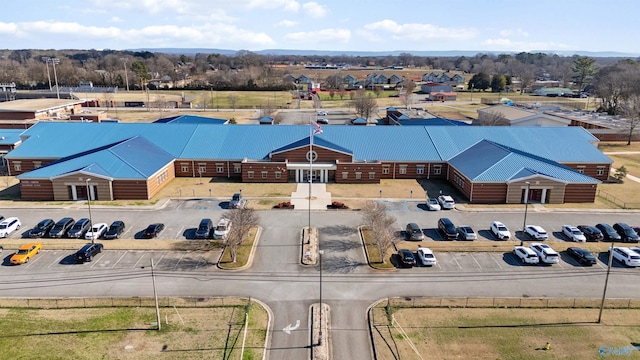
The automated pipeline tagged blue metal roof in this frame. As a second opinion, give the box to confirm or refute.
[258,116,274,124]
[8,123,611,177]
[272,136,353,156]
[449,140,599,183]
[17,137,174,179]
[0,129,25,146]
[398,118,470,126]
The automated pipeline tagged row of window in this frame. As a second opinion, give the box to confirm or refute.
[382,164,442,175]
[247,171,282,179]
[576,166,606,176]
[181,163,242,174]
[156,169,169,185]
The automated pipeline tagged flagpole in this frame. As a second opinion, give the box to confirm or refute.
[309,115,313,231]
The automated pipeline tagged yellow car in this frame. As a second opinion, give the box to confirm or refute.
[10,243,42,265]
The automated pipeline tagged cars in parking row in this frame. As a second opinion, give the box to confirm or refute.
[26,217,127,240]
[8,242,104,265]
[397,247,437,268]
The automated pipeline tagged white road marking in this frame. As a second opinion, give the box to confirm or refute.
[111,251,128,268]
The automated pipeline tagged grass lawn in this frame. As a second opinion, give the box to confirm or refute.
[218,226,259,269]
[371,306,640,360]
[0,303,268,359]
[360,227,394,270]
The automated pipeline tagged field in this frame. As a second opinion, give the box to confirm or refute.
[0,300,268,360]
[371,306,640,360]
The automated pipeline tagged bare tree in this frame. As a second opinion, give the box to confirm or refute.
[228,94,238,111]
[223,208,260,263]
[476,110,509,126]
[620,93,640,145]
[353,90,378,121]
[361,201,399,263]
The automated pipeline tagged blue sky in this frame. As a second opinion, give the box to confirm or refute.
[2,0,639,54]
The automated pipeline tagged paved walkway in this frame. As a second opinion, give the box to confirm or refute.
[290,183,332,210]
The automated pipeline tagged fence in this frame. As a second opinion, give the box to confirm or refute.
[380,296,640,309]
[597,189,640,209]
[0,297,249,309]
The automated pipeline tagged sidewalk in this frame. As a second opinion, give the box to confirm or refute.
[290,183,332,210]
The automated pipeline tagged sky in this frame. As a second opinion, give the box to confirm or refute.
[1,0,639,54]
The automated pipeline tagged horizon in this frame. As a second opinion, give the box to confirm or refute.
[2,0,639,54]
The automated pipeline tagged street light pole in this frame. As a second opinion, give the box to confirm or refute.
[598,241,616,323]
[85,178,94,244]
[521,182,531,246]
[51,58,60,99]
[122,58,130,92]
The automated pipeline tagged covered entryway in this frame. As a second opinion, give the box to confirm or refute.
[288,163,336,183]
[521,186,549,203]
[68,183,97,201]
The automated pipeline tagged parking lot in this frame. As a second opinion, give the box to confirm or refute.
[0,249,221,272]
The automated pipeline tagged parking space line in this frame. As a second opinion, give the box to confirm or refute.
[151,251,168,267]
[111,251,128,268]
[451,253,462,269]
[173,252,188,270]
[469,253,482,268]
[47,252,68,268]
[133,252,149,269]
[89,252,108,268]
[490,253,504,270]
[174,226,185,239]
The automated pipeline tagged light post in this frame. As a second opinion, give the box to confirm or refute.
[521,181,531,246]
[598,241,616,323]
[85,178,95,244]
[42,57,52,91]
[318,249,324,345]
[121,58,130,92]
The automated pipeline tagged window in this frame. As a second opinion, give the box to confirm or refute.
[399,165,407,174]
[181,163,189,172]
[156,169,169,185]
[369,172,375,179]
[416,165,424,175]
[261,171,268,179]
[597,167,605,176]
[275,171,281,179]
[247,171,254,179]
[355,172,362,179]
[33,161,42,169]
[433,165,442,175]
[198,163,206,174]
[577,166,586,174]
[342,172,348,180]
[216,163,224,173]
[382,165,390,175]
[234,164,241,174]
[13,162,21,172]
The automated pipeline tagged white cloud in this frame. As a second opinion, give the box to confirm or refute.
[302,2,327,18]
[0,22,18,35]
[482,38,570,51]
[363,19,477,41]
[275,20,298,27]
[285,28,350,43]
[499,28,529,37]
[110,16,124,23]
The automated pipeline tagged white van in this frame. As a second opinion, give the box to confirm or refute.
[530,243,559,264]
[611,247,640,267]
[213,218,232,240]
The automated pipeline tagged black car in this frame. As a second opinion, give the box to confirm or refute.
[142,223,165,238]
[397,249,416,268]
[194,218,213,239]
[103,221,126,240]
[67,218,92,238]
[613,223,640,243]
[28,219,55,238]
[74,243,103,263]
[438,218,457,240]
[49,217,75,238]
[577,225,604,242]
[596,223,622,242]
[566,247,597,266]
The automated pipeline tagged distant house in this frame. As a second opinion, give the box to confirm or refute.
[422,72,439,82]
[388,75,403,85]
[421,82,453,94]
[451,74,466,84]
[259,116,275,125]
[351,117,368,125]
[429,92,457,102]
[476,105,571,126]
[535,87,574,97]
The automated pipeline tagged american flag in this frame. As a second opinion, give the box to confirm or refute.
[313,121,323,135]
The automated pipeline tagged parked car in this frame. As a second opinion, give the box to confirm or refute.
[85,223,108,240]
[406,223,424,241]
[195,218,214,239]
[28,219,55,238]
[613,223,640,243]
[566,247,597,266]
[416,247,437,266]
[609,247,640,267]
[577,225,604,242]
[426,198,441,211]
[525,225,548,240]
[213,218,232,240]
[74,243,103,263]
[67,218,91,238]
[10,243,42,265]
[490,221,511,240]
[456,226,477,241]
[229,193,245,209]
[48,217,75,238]
[0,217,21,238]
[437,195,455,210]
[529,243,559,264]
[103,221,126,240]
[513,246,539,265]
[562,225,586,242]
[438,218,457,240]
[596,223,622,242]
[397,249,416,268]
[317,110,328,116]
[316,118,329,125]
[142,223,165,238]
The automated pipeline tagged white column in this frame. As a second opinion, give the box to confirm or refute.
[71,185,78,200]
[89,185,95,201]
[523,186,529,204]
[541,189,547,204]
[320,169,324,183]
[295,169,299,182]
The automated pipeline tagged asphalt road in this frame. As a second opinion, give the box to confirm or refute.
[1,201,640,359]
